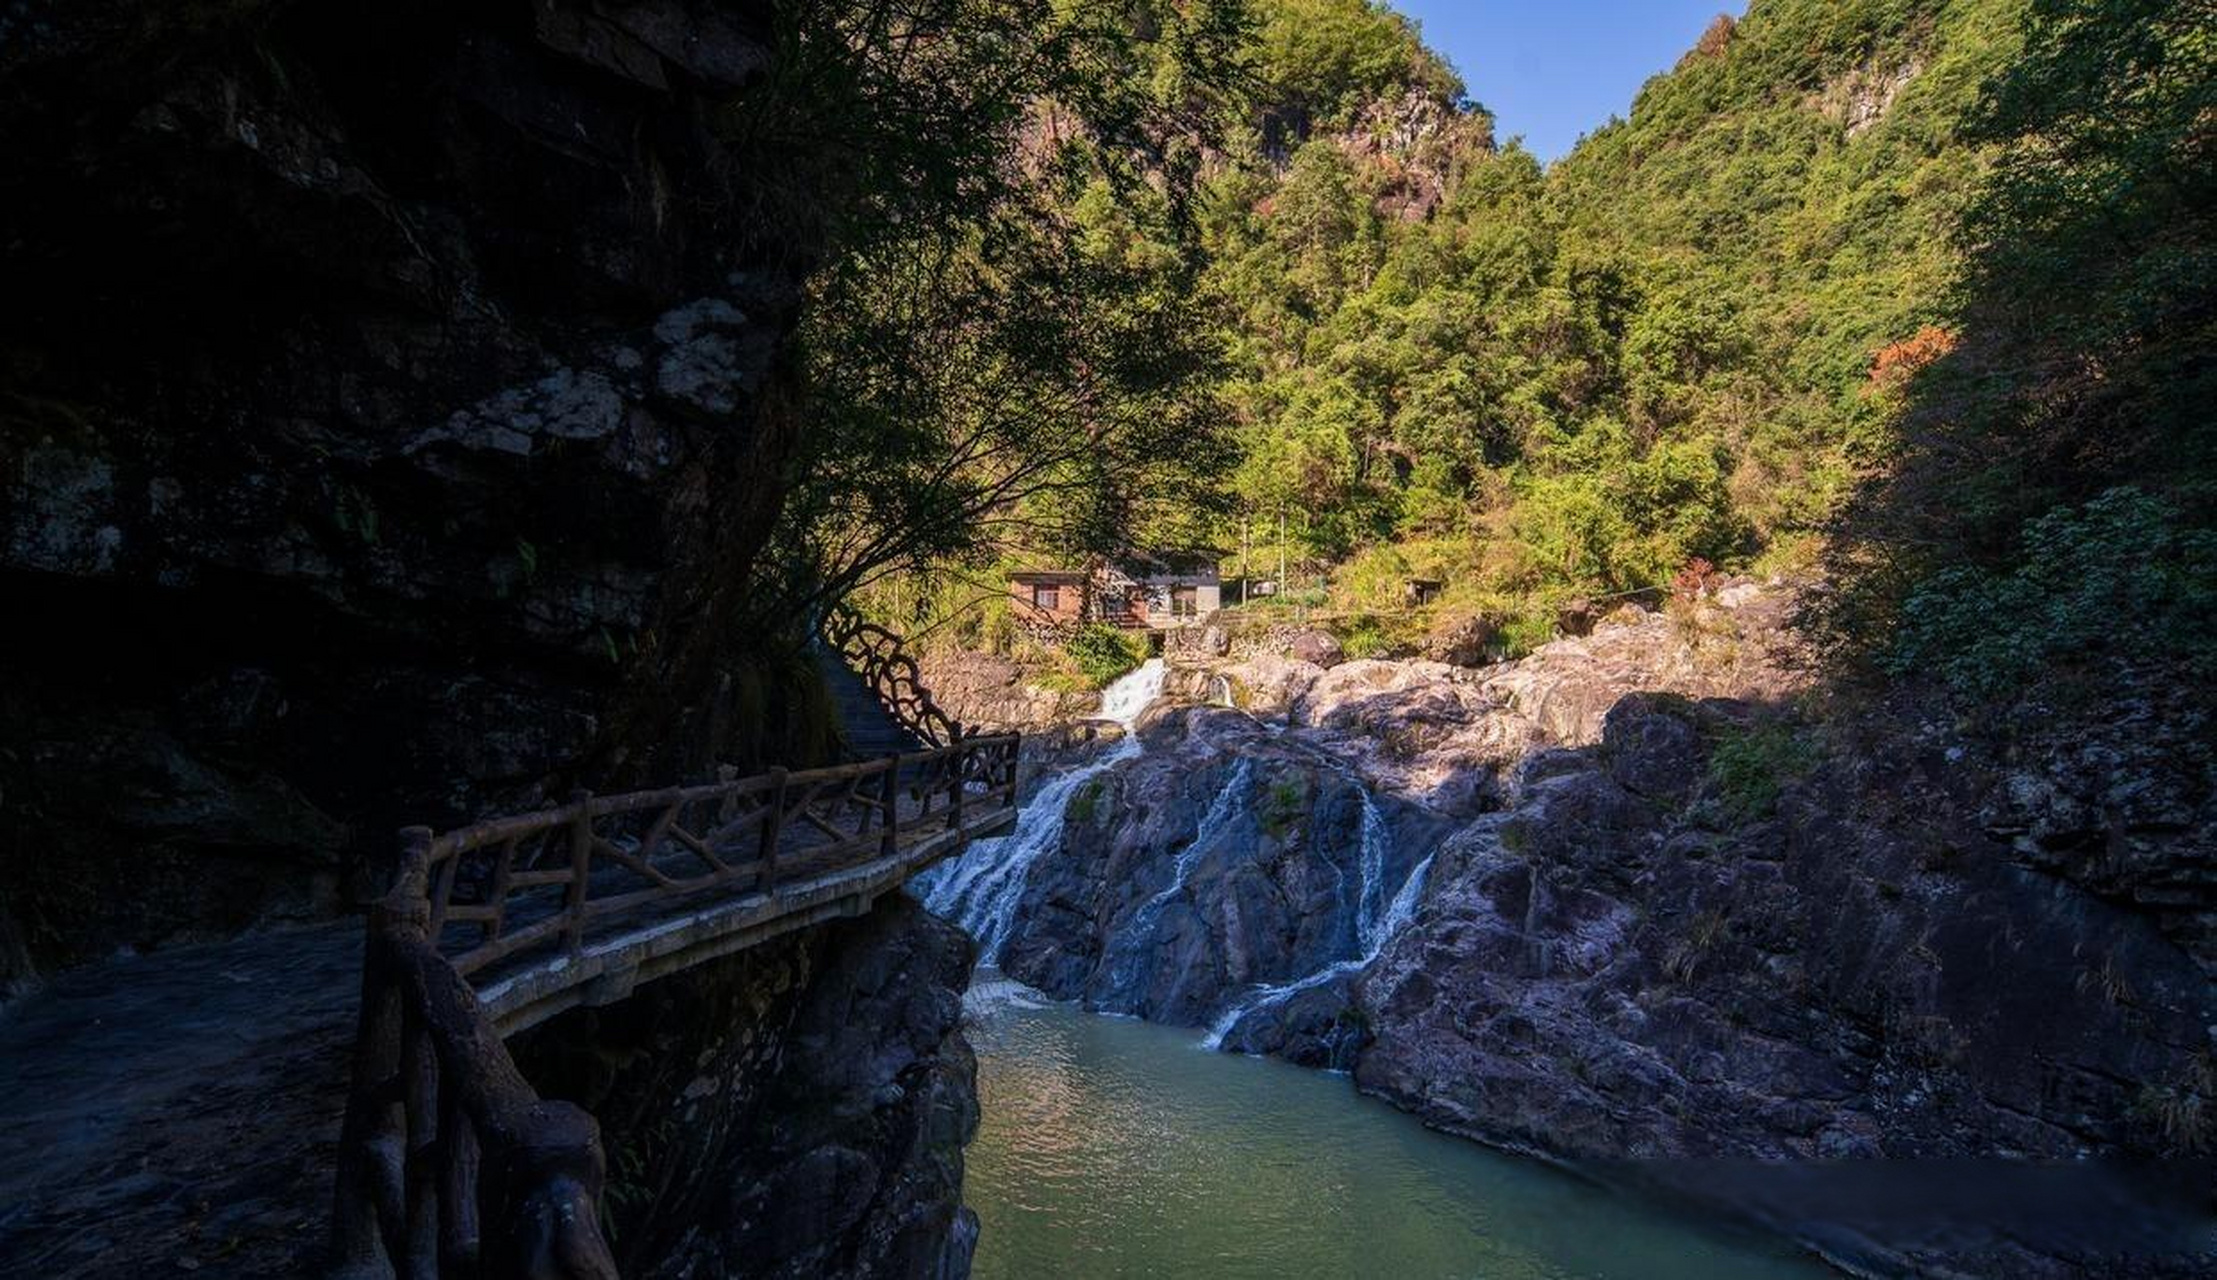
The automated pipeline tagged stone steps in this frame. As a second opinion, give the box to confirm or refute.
[814,645,923,762]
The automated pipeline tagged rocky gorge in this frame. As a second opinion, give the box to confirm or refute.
[924,586,2217,1275]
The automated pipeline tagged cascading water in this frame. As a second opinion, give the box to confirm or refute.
[1096,657,1167,725]
[1202,793,1434,1051]
[1354,794,1392,950]
[916,659,1166,962]
[918,652,1434,1049]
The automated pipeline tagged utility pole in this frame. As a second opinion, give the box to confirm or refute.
[1277,507,1287,600]
[1240,515,1251,604]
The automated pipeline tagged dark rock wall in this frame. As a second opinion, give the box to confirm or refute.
[1359,692,2217,1166]
[0,0,823,985]
[1,7,987,1273]
[516,894,980,1280]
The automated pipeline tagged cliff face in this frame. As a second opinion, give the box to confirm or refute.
[516,895,980,1280]
[0,4,985,1273]
[0,0,809,986]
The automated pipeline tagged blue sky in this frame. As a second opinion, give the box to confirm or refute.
[1392,1,1751,162]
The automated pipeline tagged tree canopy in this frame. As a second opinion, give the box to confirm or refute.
[771,0,2213,684]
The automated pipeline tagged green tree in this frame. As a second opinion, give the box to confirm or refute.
[1822,0,2216,682]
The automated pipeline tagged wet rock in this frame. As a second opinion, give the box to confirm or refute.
[959,711,1452,1039]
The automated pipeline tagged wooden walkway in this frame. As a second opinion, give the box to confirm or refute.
[0,609,1010,1280]
[331,734,1021,1278]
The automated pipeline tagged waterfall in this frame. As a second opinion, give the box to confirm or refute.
[1202,794,1435,1051]
[1354,794,1392,951]
[916,657,1166,962]
[1096,658,1167,725]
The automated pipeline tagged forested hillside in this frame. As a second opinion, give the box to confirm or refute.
[879,0,2209,691]
[1200,0,2022,644]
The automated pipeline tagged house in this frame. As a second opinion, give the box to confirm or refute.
[1006,569,1088,628]
[1100,551,1222,630]
[1007,551,1222,634]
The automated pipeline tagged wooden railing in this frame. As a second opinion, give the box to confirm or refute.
[333,734,1021,1278]
[822,602,967,747]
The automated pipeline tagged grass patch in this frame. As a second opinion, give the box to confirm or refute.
[1067,779,1107,825]
[1705,722,1818,820]
[1258,777,1307,838]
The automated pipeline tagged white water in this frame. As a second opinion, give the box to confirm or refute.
[1203,794,1436,1051]
[1126,757,1255,936]
[1354,793,1393,950]
[916,659,1165,962]
[1095,657,1167,725]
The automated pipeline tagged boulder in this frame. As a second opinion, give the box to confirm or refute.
[1289,629,1345,668]
[1215,653,1324,718]
[1420,613,1496,667]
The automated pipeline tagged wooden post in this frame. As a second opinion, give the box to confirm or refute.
[393,825,436,919]
[759,767,786,894]
[565,789,592,956]
[880,756,901,857]
[716,764,738,826]
[439,1090,481,1273]
[486,838,516,946]
[402,1008,440,1278]
[428,853,459,939]
[330,944,404,1272]
[948,747,966,832]
[1278,506,1287,602]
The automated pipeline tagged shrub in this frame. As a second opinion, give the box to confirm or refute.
[1339,611,1418,659]
[1066,623,1146,688]
[1067,780,1107,825]
[1258,777,1308,837]
[1706,722,1819,820]
[1883,489,2217,696]
[1496,608,1559,659]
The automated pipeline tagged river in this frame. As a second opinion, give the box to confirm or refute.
[961,973,1829,1280]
